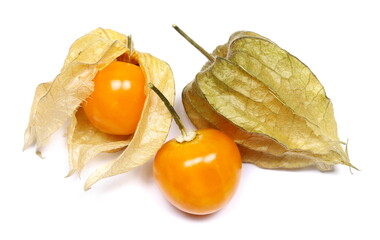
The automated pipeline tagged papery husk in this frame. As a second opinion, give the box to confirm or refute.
[66,108,132,177]
[183,31,354,171]
[24,28,130,150]
[83,52,175,190]
[24,28,175,189]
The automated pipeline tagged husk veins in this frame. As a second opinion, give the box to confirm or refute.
[24,28,175,189]
[182,31,354,171]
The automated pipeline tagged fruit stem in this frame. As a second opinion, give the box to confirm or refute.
[148,83,192,141]
[172,24,215,62]
[127,35,134,58]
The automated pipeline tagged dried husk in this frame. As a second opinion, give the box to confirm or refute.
[24,28,175,189]
[24,28,130,150]
[183,31,354,171]
[66,108,132,177]
[83,52,175,190]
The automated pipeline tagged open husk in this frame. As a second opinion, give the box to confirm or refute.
[24,28,175,189]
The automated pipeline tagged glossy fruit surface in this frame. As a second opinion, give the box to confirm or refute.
[153,128,242,215]
[82,61,146,135]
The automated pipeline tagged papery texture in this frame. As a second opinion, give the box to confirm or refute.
[183,31,353,170]
[24,28,175,189]
[24,28,130,150]
[84,52,175,190]
[66,108,132,177]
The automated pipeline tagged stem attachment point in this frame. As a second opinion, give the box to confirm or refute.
[127,35,134,59]
[148,82,196,142]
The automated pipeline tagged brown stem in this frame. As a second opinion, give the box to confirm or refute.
[148,82,189,138]
[127,35,134,59]
[172,24,215,62]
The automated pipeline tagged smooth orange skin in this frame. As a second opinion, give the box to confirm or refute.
[154,128,242,215]
[82,61,146,135]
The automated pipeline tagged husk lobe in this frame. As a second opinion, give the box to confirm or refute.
[182,31,353,170]
[24,28,175,189]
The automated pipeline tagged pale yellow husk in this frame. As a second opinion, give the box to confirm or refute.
[84,52,175,190]
[183,31,354,171]
[24,28,175,189]
[66,108,132,178]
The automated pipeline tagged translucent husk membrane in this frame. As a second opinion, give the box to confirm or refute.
[182,31,355,171]
[24,28,175,190]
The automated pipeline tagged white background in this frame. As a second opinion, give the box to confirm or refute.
[1,0,379,239]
